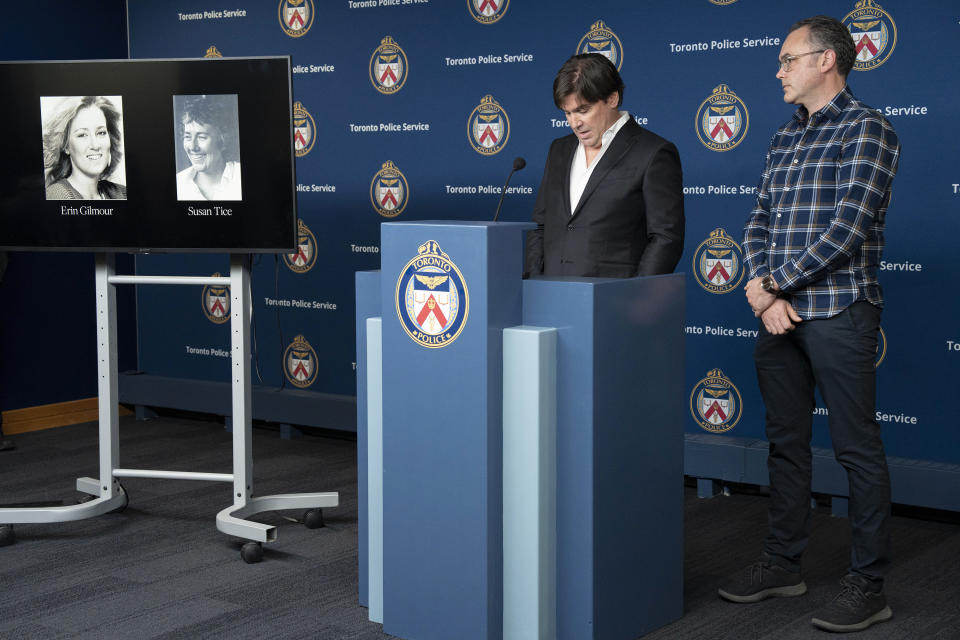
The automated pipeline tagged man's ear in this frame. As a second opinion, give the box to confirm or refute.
[821,49,838,74]
[605,91,620,108]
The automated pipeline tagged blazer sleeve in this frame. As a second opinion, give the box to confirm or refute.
[524,142,557,278]
[636,142,685,276]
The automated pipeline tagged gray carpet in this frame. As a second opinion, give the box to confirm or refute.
[645,487,960,640]
[0,415,391,640]
[1,414,958,639]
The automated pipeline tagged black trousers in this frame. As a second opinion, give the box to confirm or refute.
[754,301,890,588]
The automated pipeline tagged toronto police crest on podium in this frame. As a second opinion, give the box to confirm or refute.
[395,240,469,348]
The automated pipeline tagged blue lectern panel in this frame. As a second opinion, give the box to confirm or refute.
[379,221,529,640]
[521,278,596,637]
[522,273,685,639]
[355,269,381,608]
[593,276,685,638]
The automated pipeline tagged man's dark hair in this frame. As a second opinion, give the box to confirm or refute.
[552,54,624,109]
[789,15,856,78]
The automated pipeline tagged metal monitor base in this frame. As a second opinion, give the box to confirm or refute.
[0,254,338,561]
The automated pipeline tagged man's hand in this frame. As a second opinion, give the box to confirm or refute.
[745,276,777,317]
[760,299,802,335]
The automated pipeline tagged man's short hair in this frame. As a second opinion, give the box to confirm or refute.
[789,15,856,78]
[552,54,624,109]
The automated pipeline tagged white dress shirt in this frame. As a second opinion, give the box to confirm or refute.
[569,111,630,215]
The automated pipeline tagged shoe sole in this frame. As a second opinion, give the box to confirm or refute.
[718,581,808,603]
[811,605,892,632]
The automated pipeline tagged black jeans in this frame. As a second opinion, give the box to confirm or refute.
[754,301,890,588]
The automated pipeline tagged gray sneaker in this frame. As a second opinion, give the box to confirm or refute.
[718,558,807,603]
[811,575,892,632]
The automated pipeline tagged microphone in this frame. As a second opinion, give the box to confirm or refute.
[492,157,526,222]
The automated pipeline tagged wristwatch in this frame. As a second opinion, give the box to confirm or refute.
[761,274,778,295]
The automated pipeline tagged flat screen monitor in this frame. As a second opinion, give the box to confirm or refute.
[0,57,296,253]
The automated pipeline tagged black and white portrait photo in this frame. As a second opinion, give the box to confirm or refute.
[40,95,127,200]
[174,94,242,201]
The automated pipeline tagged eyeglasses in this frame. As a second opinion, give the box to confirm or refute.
[778,50,825,72]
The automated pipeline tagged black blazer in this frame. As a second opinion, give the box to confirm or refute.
[524,117,685,278]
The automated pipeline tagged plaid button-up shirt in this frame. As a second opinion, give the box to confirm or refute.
[743,86,900,320]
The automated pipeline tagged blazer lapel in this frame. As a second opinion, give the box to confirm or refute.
[570,118,639,220]
[558,137,577,218]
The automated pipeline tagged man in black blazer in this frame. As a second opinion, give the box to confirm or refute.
[524,54,684,278]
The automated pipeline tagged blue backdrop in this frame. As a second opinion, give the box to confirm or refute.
[126,1,958,465]
[0,0,133,415]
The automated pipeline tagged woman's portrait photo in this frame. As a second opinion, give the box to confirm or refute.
[174,94,242,201]
[41,95,127,200]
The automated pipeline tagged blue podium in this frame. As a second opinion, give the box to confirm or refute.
[356,221,684,640]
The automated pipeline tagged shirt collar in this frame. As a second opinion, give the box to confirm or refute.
[600,111,630,147]
[793,85,853,126]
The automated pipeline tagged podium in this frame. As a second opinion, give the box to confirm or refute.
[356,221,684,640]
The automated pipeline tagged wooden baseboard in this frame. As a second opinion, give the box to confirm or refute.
[1,398,132,435]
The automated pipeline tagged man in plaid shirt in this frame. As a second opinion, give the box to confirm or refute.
[717,15,900,633]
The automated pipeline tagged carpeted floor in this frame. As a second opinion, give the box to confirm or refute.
[645,485,960,640]
[1,414,958,639]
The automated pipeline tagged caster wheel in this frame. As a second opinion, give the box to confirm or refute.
[0,525,14,547]
[303,508,325,529]
[241,541,263,564]
[78,494,96,504]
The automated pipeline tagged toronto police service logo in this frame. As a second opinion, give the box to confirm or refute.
[204,46,223,58]
[696,84,749,152]
[284,334,319,388]
[370,161,409,218]
[693,229,745,294]
[876,327,887,367]
[577,20,623,71]
[284,219,318,273]
[201,273,229,324]
[708,0,738,5]
[279,0,314,38]
[293,101,316,157]
[468,95,510,156]
[395,240,469,348]
[370,36,408,95]
[690,369,743,433]
[468,0,509,24]
[843,0,897,71]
